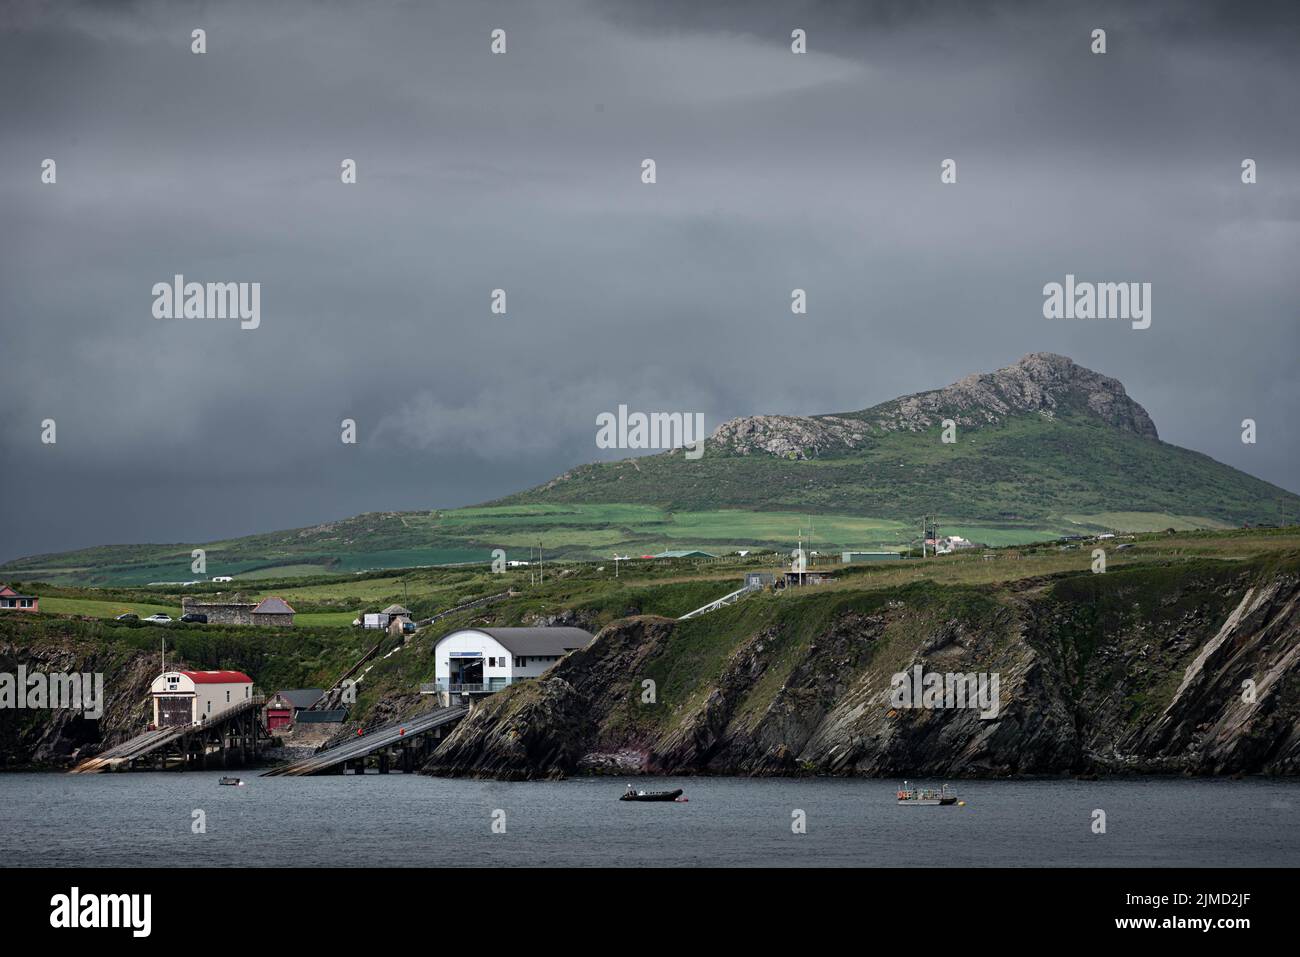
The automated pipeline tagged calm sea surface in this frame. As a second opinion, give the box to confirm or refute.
[1,773,1296,867]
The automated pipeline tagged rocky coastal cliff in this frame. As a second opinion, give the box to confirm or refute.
[0,638,160,767]
[423,555,1300,779]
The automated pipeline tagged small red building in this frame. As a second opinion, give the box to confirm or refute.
[0,585,38,612]
[264,688,325,732]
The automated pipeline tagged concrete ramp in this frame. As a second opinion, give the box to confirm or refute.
[70,726,185,774]
[261,705,469,776]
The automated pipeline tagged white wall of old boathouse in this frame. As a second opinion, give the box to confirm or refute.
[150,671,252,726]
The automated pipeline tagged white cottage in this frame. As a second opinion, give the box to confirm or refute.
[150,670,254,728]
[433,627,593,698]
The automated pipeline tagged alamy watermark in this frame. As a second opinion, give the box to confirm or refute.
[890,665,1000,720]
[596,405,705,459]
[152,274,261,330]
[0,667,104,719]
[1042,274,1150,330]
[50,887,150,937]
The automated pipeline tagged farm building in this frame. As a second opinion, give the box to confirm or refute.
[363,604,412,630]
[842,551,903,563]
[180,595,296,627]
[433,627,593,699]
[935,536,980,555]
[264,688,325,731]
[251,596,295,627]
[744,572,776,589]
[150,670,253,728]
[783,570,836,587]
[0,584,38,612]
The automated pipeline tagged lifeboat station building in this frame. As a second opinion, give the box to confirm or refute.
[432,627,592,702]
[151,670,254,728]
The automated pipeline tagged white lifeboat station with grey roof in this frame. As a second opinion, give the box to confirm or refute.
[432,627,592,703]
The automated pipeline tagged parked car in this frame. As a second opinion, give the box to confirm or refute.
[143,613,173,624]
[179,613,208,623]
[115,613,139,622]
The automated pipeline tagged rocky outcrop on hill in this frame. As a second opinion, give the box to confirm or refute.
[423,558,1300,780]
[709,414,875,459]
[711,352,1158,458]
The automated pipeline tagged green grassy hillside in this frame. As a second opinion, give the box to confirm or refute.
[5,353,1297,586]
[501,413,1295,524]
[3,412,1295,585]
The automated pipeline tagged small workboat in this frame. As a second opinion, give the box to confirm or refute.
[218,776,244,787]
[896,781,960,806]
[620,786,685,802]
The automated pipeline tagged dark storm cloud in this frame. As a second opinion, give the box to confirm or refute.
[1,0,1297,561]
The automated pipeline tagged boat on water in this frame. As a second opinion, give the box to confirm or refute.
[896,781,961,806]
[218,776,244,787]
[620,786,686,803]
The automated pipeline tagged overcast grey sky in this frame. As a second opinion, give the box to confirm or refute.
[1,0,1297,562]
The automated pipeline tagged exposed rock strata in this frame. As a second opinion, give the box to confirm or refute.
[424,563,1300,779]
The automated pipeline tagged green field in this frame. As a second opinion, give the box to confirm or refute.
[3,406,1296,586]
[35,597,360,629]
[37,596,179,618]
[293,611,364,627]
[0,498,1251,587]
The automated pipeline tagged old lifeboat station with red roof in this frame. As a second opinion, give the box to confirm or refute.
[71,669,266,773]
[151,670,254,728]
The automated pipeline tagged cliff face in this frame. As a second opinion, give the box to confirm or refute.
[423,557,1300,780]
[711,352,1158,459]
[0,638,162,768]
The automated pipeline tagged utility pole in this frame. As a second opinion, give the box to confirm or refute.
[538,540,543,585]
[921,516,927,558]
[161,635,166,675]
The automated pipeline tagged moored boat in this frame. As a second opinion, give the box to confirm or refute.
[219,776,244,786]
[896,781,960,806]
[620,786,685,802]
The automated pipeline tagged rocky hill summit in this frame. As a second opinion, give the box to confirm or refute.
[711,353,1158,459]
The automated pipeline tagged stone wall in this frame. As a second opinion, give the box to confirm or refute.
[252,612,294,628]
[181,597,256,625]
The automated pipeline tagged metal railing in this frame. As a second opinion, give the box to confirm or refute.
[423,678,530,694]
